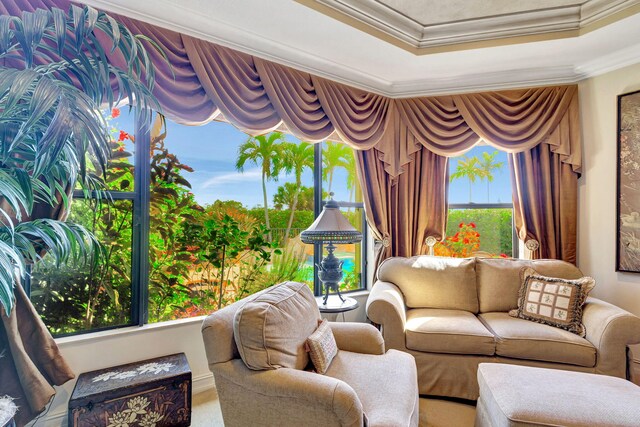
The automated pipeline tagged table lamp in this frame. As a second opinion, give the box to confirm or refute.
[300,193,363,304]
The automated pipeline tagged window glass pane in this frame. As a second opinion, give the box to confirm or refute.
[448,146,509,204]
[31,199,133,335]
[322,141,362,203]
[320,141,365,292]
[324,206,365,293]
[437,145,514,259]
[147,117,316,322]
[437,208,514,258]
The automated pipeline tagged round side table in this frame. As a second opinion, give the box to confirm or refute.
[316,295,359,321]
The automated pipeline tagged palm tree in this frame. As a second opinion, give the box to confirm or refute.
[280,141,314,243]
[478,151,505,202]
[0,5,157,315]
[343,150,359,203]
[322,141,351,193]
[450,155,487,203]
[235,133,286,242]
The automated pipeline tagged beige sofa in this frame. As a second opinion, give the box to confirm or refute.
[366,256,640,400]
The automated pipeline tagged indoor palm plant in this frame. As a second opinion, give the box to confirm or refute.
[0,4,160,316]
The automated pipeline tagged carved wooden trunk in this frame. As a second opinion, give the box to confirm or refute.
[68,353,191,427]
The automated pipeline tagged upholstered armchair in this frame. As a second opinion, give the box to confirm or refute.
[201,282,419,427]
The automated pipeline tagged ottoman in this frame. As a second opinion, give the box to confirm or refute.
[475,363,640,427]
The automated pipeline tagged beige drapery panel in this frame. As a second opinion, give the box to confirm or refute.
[355,106,449,268]
[1,286,74,427]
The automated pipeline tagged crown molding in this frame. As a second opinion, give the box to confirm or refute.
[576,43,640,77]
[389,66,586,98]
[82,0,391,94]
[84,0,640,98]
[299,0,640,54]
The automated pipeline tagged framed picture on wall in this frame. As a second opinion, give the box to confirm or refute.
[617,89,640,272]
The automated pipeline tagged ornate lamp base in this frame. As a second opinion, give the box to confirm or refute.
[316,242,346,305]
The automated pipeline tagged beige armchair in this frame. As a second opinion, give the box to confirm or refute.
[202,283,419,427]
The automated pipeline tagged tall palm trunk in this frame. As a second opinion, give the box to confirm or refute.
[284,186,299,245]
[262,170,272,242]
[487,182,490,202]
[469,180,473,203]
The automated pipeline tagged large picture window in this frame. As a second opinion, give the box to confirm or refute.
[30,110,367,336]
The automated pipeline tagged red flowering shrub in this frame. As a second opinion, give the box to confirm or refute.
[434,223,481,258]
[434,222,510,259]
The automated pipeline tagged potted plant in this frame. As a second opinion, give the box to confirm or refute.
[0,4,159,316]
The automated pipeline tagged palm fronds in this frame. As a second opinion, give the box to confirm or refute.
[0,5,161,315]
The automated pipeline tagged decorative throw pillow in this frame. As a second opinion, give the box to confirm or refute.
[306,319,338,374]
[509,267,595,336]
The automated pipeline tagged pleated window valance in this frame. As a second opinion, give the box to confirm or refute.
[3,0,581,179]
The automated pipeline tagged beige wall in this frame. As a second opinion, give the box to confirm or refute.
[578,62,640,317]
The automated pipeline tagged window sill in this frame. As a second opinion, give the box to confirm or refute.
[55,315,207,346]
[55,290,372,346]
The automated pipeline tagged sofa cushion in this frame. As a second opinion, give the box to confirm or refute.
[306,319,338,374]
[509,268,595,337]
[325,349,418,427]
[479,312,596,367]
[406,309,495,356]
[378,256,478,313]
[476,258,584,313]
[234,281,320,370]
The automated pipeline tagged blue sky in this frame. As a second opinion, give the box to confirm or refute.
[448,145,511,204]
[114,112,350,207]
[112,111,511,207]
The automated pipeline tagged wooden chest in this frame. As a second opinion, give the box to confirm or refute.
[68,353,192,427]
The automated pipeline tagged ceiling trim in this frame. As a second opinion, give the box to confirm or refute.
[83,0,640,98]
[296,0,640,55]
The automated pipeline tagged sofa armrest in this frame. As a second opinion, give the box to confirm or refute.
[583,297,640,378]
[366,281,407,351]
[213,359,362,427]
[330,322,385,355]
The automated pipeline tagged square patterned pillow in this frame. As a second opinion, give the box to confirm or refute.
[509,267,595,337]
[305,319,338,374]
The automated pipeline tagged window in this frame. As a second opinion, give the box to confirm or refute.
[30,111,367,336]
[435,145,517,258]
[319,141,367,293]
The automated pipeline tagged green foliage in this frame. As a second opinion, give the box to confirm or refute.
[0,5,157,315]
[478,151,505,202]
[323,141,352,193]
[31,200,133,333]
[274,184,314,211]
[446,209,513,256]
[245,246,307,297]
[236,132,286,240]
[179,214,276,312]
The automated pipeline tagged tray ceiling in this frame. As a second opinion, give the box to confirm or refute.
[298,0,640,53]
[83,0,640,97]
